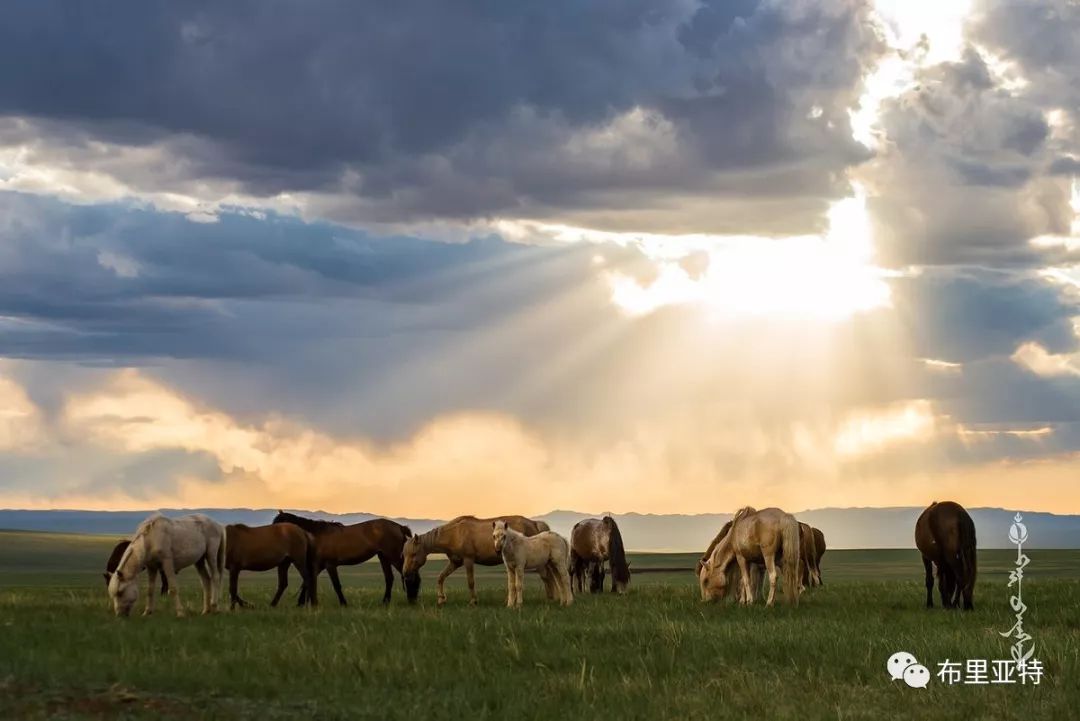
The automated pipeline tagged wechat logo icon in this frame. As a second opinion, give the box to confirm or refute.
[887,651,930,689]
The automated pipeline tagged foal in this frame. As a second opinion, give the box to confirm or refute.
[492,521,573,608]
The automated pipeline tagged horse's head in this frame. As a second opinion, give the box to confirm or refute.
[492,520,508,554]
[108,570,139,617]
[698,558,727,602]
[401,535,428,577]
[612,561,631,594]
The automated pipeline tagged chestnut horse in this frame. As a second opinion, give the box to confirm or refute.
[104,540,167,595]
[798,522,820,590]
[272,511,418,605]
[915,500,977,610]
[225,522,318,609]
[570,516,631,594]
[402,515,554,606]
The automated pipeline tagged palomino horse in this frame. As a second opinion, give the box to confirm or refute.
[226,522,318,609]
[107,513,226,617]
[812,527,826,585]
[698,507,801,607]
[798,522,821,590]
[570,516,631,594]
[105,540,167,595]
[696,520,763,604]
[272,511,418,605]
[402,515,555,606]
[493,521,573,608]
[915,501,977,610]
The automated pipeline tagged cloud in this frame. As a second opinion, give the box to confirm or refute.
[0,1,880,233]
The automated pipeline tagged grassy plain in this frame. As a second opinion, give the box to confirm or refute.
[0,530,1077,720]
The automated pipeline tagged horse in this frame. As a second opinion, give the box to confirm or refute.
[107,513,226,618]
[272,511,418,605]
[915,500,977,610]
[493,521,573,608]
[104,540,168,596]
[696,519,763,604]
[812,527,826,585]
[798,522,820,590]
[225,522,318,610]
[570,516,631,594]
[698,507,800,607]
[402,515,556,606]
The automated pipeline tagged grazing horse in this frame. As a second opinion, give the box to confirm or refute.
[915,501,977,610]
[493,521,573,608]
[798,522,821,590]
[226,522,318,609]
[104,540,167,596]
[402,515,555,606]
[698,507,801,607]
[570,516,631,594]
[696,519,762,604]
[107,513,226,618]
[272,511,418,605]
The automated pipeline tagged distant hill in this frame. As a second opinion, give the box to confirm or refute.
[1,506,1077,552]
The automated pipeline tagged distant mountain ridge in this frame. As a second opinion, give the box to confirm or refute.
[1,506,1078,551]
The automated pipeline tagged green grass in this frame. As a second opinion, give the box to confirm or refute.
[1,530,1077,720]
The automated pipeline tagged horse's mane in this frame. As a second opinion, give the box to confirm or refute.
[699,520,733,568]
[273,511,343,534]
[731,506,757,524]
[601,516,630,584]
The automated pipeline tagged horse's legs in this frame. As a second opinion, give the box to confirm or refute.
[922,557,934,609]
[762,553,778,607]
[538,565,556,600]
[194,559,213,614]
[230,567,250,610]
[734,554,752,605]
[436,559,461,606]
[144,565,159,616]
[327,565,347,606]
[938,563,956,608]
[556,557,573,606]
[464,558,478,606]
[514,566,525,608]
[504,565,515,608]
[268,561,290,607]
[159,556,183,618]
[378,553,394,604]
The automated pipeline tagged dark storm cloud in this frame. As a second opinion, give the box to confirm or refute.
[0,0,878,229]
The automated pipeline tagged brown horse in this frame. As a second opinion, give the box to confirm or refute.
[915,500,977,610]
[104,540,168,595]
[812,527,826,585]
[402,515,554,606]
[570,516,631,594]
[272,511,418,605]
[225,522,317,609]
[798,522,820,590]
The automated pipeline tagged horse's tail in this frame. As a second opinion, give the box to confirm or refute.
[605,517,631,589]
[781,516,800,607]
[958,511,977,598]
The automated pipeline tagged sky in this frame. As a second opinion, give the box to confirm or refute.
[0,0,1078,517]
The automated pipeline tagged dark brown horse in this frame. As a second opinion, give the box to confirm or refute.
[570,516,631,594]
[272,511,418,605]
[915,501,977,610]
[225,522,317,609]
[104,540,167,595]
[798,522,821,589]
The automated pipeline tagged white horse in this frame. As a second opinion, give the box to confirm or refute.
[108,513,226,617]
[492,520,573,608]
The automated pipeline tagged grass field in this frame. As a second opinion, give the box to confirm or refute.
[1,530,1077,720]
